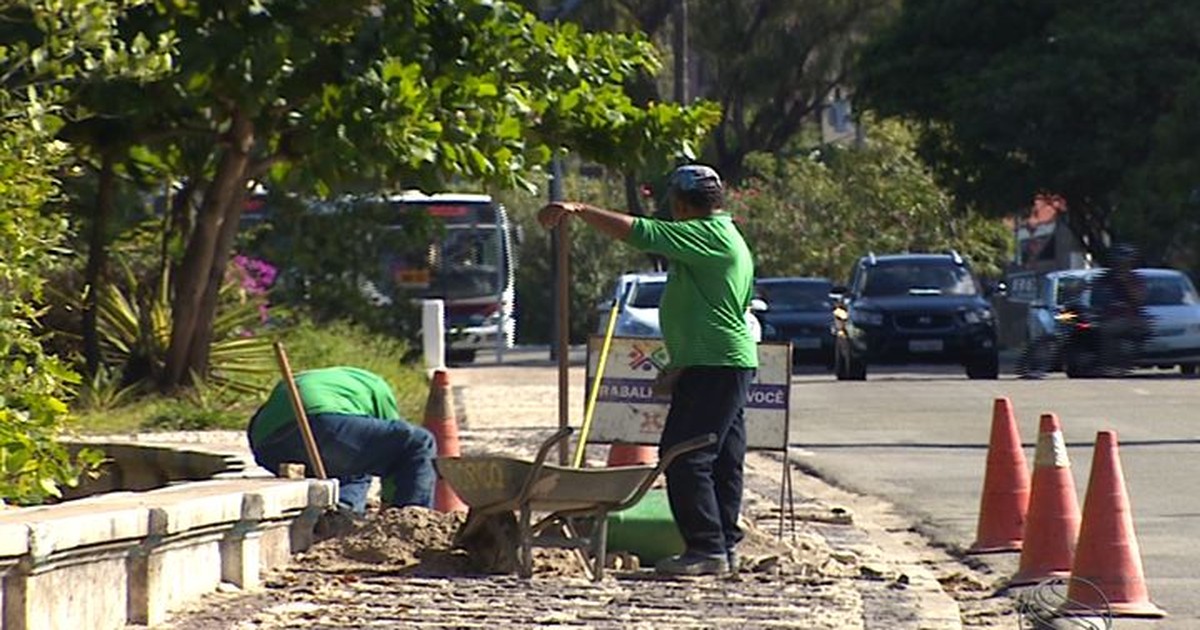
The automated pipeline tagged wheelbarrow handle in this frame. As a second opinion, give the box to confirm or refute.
[514,427,575,506]
[612,432,717,513]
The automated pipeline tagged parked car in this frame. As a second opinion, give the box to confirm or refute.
[596,272,667,338]
[1133,268,1200,374]
[596,271,764,341]
[1026,269,1095,342]
[755,277,835,366]
[831,252,1000,380]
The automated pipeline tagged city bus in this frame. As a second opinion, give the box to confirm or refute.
[377,191,517,363]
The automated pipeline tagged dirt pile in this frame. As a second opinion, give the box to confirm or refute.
[298,506,583,577]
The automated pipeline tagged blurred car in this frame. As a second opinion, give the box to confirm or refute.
[596,271,763,341]
[1126,268,1200,374]
[596,272,667,338]
[754,277,835,366]
[1026,269,1095,342]
[831,252,1000,380]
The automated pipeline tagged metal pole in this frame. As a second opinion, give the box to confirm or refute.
[555,212,570,465]
[673,0,689,103]
[549,156,564,362]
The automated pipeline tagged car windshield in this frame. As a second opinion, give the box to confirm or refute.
[1055,277,1088,305]
[628,281,665,308]
[757,281,831,310]
[1141,274,1200,306]
[862,263,978,297]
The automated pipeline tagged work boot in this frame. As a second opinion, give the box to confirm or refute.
[727,549,739,574]
[655,552,729,577]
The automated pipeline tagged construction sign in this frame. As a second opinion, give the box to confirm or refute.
[584,336,792,450]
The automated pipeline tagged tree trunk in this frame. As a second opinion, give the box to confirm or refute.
[161,111,254,390]
[183,182,251,378]
[82,151,116,378]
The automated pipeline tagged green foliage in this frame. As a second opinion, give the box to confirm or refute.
[693,0,898,178]
[140,377,245,431]
[497,169,647,344]
[0,0,167,504]
[245,194,432,342]
[727,118,1011,283]
[273,318,429,421]
[858,0,1200,261]
[83,254,276,395]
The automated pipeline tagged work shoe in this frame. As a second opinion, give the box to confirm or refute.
[655,552,729,577]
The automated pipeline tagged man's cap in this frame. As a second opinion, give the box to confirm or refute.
[668,164,723,194]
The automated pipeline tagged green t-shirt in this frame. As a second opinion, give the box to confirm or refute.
[626,213,758,369]
[249,366,402,443]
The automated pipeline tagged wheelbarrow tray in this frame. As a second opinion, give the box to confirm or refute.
[436,456,655,514]
[432,429,714,581]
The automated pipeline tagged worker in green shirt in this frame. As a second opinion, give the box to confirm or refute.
[247,366,435,514]
[539,164,757,576]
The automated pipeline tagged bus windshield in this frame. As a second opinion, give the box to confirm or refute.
[379,200,509,301]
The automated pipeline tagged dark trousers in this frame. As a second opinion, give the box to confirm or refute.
[248,412,436,514]
[658,366,754,557]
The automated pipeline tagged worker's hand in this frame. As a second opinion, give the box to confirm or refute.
[538,201,585,229]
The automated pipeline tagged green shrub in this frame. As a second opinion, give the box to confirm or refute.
[272,317,429,421]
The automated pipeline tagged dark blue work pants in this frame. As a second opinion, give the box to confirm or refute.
[658,366,754,557]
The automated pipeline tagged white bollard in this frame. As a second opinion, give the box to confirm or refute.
[422,299,446,372]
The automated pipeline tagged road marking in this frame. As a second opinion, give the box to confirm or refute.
[1132,387,1151,396]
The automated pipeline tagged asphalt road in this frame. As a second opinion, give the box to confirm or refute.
[788,364,1200,629]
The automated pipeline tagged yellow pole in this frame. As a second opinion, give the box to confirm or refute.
[572,296,623,468]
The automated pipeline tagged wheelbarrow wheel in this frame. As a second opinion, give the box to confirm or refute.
[456,510,520,574]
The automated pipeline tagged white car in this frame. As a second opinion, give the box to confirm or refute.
[597,272,763,341]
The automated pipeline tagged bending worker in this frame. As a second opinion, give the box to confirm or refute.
[539,164,757,577]
[247,366,436,514]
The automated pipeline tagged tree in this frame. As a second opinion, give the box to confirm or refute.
[0,0,167,503]
[692,0,897,179]
[857,0,1200,262]
[727,118,1011,282]
[92,0,717,391]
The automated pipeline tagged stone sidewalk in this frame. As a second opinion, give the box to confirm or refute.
[157,349,976,629]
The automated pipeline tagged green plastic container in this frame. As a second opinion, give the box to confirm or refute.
[606,488,684,564]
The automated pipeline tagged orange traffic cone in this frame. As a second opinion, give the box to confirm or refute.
[607,442,657,467]
[1010,412,1080,586]
[424,369,466,512]
[969,397,1031,554]
[1061,431,1165,617]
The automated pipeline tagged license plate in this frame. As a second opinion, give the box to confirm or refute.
[792,337,821,350]
[909,339,944,353]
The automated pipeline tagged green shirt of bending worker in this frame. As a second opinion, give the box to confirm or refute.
[538,164,757,578]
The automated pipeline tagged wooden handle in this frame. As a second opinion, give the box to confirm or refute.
[273,341,328,480]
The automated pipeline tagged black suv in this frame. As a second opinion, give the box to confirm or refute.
[832,252,999,380]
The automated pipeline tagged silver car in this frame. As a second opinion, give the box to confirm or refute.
[596,271,763,341]
[1131,268,1200,373]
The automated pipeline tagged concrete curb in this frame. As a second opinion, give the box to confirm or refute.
[1,469,334,629]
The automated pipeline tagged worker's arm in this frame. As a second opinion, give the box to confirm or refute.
[538,201,634,241]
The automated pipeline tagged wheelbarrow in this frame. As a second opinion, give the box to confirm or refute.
[435,427,716,581]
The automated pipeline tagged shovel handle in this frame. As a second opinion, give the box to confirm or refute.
[273,341,328,480]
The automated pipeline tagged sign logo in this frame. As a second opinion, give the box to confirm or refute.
[627,342,669,371]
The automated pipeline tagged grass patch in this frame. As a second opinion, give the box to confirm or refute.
[74,317,429,434]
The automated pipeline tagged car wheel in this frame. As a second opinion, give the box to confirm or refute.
[966,354,1000,380]
[1181,364,1198,376]
[834,339,866,381]
[447,349,477,365]
[1064,347,1097,379]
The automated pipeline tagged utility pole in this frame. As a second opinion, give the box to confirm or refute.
[673,0,689,104]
